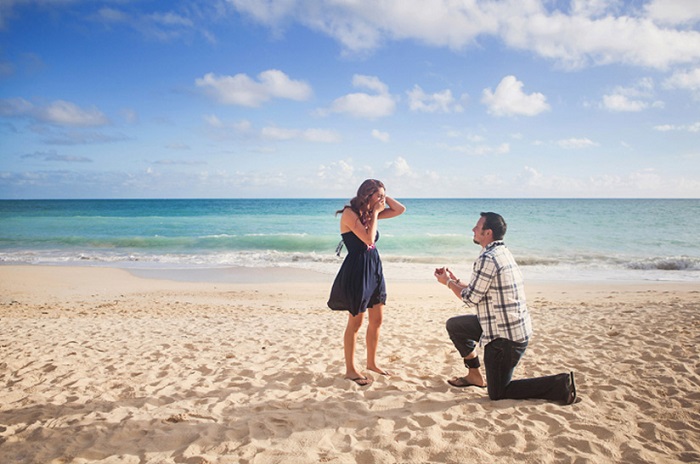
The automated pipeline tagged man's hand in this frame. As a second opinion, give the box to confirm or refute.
[434,267,447,285]
[435,267,460,286]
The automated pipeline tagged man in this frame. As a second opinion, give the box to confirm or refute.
[434,212,577,405]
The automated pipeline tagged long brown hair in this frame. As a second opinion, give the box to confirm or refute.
[336,179,385,225]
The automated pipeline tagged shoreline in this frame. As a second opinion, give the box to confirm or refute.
[3,263,698,312]
[2,265,699,463]
[2,261,698,285]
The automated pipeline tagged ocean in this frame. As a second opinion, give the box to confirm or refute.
[1,198,698,282]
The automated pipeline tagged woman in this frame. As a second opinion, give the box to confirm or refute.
[327,179,406,386]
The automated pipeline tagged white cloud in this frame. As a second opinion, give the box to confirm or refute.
[92,6,204,42]
[302,128,342,143]
[481,76,549,117]
[230,0,499,52]
[260,127,301,141]
[204,114,224,128]
[602,94,648,112]
[324,74,396,119]
[316,159,355,182]
[204,115,339,143]
[587,170,665,193]
[261,126,341,143]
[233,120,253,133]
[556,138,598,149]
[445,129,486,142]
[4,1,700,71]
[196,69,312,107]
[654,122,700,133]
[227,0,297,26]
[663,68,700,98]
[601,78,663,112]
[230,0,700,70]
[407,85,465,113]
[155,158,207,165]
[569,0,618,19]
[21,150,92,163]
[386,156,415,177]
[41,130,126,146]
[0,97,33,116]
[644,0,700,26]
[150,12,193,28]
[327,93,396,119]
[96,3,229,43]
[500,10,700,70]
[509,164,700,197]
[441,141,510,156]
[519,165,544,184]
[45,100,107,126]
[204,115,253,135]
[0,98,109,126]
[352,74,388,94]
[97,7,129,23]
[372,129,390,142]
[313,157,426,195]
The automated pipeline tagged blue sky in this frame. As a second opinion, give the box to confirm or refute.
[1,0,700,199]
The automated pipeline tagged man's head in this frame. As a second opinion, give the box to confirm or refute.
[472,212,507,246]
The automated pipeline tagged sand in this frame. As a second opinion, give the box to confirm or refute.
[1,265,699,464]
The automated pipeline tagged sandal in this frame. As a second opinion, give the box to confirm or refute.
[447,376,486,388]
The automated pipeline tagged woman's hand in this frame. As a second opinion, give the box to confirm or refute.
[377,196,405,220]
[372,198,386,215]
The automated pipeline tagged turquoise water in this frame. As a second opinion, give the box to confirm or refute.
[1,198,698,282]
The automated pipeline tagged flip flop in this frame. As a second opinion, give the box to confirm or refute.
[347,376,370,386]
[447,376,486,388]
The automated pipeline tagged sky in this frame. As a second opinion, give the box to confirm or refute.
[1,0,700,199]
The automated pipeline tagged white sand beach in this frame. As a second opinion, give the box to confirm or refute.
[1,265,698,463]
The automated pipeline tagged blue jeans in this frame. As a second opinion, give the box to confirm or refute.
[446,315,569,402]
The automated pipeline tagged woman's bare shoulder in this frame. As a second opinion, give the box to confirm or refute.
[341,207,360,218]
[340,207,359,231]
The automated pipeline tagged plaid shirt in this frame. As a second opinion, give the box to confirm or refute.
[459,241,533,345]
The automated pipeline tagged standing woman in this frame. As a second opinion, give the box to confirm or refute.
[327,179,406,385]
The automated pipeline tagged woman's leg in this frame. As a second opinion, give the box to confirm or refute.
[344,312,368,384]
[366,303,388,375]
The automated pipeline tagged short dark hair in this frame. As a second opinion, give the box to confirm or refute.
[481,212,507,240]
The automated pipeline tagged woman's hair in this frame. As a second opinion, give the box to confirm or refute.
[336,179,385,224]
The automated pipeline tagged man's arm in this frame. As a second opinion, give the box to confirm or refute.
[438,255,496,306]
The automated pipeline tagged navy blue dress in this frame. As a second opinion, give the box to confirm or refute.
[327,230,386,316]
